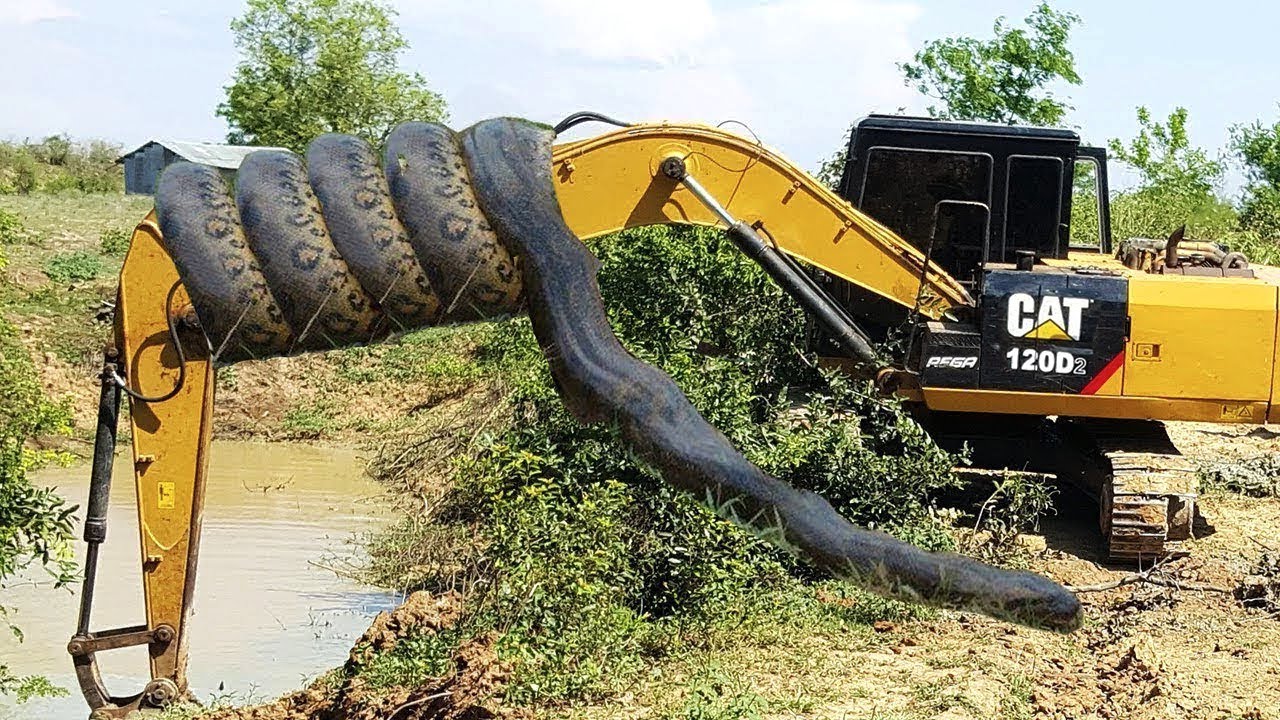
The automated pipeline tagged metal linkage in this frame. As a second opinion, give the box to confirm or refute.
[72,351,182,719]
[658,156,882,369]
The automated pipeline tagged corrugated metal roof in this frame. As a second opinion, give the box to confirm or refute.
[118,139,291,169]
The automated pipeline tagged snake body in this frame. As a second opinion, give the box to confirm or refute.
[155,118,1081,631]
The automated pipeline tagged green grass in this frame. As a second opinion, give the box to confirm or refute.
[279,402,339,439]
[0,192,150,243]
[43,250,104,283]
[0,193,149,371]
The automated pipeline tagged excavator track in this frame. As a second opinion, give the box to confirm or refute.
[1064,420,1197,562]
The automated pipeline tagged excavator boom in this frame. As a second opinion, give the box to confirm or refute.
[550,122,972,317]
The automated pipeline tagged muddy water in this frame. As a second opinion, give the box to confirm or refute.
[0,441,398,720]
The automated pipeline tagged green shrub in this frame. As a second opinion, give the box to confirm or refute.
[0,209,24,246]
[365,225,962,704]
[279,402,338,439]
[98,227,131,256]
[0,319,75,700]
[43,250,104,283]
[0,137,123,195]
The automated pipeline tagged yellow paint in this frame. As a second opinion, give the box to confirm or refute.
[922,387,1268,424]
[158,482,176,509]
[1125,274,1277,401]
[115,212,213,695]
[551,123,974,318]
[1026,319,1071,341]
[1090,360,1125,396]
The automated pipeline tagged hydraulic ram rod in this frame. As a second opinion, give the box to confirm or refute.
[658,156,882,369]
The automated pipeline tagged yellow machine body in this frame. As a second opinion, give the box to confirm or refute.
[922,252,1280,424]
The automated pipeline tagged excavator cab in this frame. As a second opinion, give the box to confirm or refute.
[836,114,1114,284]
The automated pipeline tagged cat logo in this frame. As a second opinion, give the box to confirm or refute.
[1006,293,1091,341]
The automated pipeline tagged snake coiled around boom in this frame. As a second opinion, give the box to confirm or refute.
[154,118,1081,632]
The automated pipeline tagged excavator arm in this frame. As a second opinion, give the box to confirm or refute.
[549,122,972,318]
[70,118,1056,720]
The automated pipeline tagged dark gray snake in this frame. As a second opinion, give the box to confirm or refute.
[155,118,1081,632]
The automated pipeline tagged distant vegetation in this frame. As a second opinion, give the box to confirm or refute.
[0,135,123,195]
[218,0,447,152]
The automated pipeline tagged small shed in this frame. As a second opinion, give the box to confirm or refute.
[117,139,288,195]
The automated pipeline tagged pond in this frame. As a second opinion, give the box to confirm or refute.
[0,441,398,719]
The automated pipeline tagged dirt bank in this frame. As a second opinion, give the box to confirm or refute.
[203,593,514,720]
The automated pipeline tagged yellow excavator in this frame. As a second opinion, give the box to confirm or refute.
[67,112,1278,717]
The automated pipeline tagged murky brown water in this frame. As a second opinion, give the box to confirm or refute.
[0,441,398,720]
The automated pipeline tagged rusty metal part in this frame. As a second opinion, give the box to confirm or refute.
[1117,230,1254,278]
[69,624,178,718]
[1164,225,1185,269]
[1059,419,1197,562]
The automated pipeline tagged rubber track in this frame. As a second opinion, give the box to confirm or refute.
[155,119,1080,631]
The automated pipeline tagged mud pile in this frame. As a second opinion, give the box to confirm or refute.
[205,592,515,720]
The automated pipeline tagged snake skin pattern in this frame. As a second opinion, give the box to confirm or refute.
[154,119,1081,632]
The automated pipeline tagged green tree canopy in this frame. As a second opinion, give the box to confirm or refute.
[1230,111,1280,238]
[1105,107,1235,241]
[899,2,1082,126]
[0,318,75,701]
[1110,106,1224,197]
[217,0,447,152]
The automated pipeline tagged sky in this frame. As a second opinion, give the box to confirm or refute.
[0,0,1276,194]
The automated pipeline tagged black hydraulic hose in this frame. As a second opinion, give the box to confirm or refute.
[552,110,633,136]
[111,283,187,403]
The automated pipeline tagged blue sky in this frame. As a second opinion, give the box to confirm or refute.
[0,0,1275,195]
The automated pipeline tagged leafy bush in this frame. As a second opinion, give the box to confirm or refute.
[43,250,104,283]
[0,319,75,700]
[0,209,25,246]
[0,137,123,195]
[98,227,131,256]
[958,472,1056,567]
[279,402,338,440]
[366,225,961,703]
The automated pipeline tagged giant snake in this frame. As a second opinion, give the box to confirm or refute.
[155,117,1081,632]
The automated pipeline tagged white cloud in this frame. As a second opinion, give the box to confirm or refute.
[0,0,77,25]
[395,0,923,170]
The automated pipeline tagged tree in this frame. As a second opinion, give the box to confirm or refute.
[1111,107,1224,197]
[899,2,1082,126]
[1107,107,1235,241]
[217,0,447,152]
[1231,111,1280,238]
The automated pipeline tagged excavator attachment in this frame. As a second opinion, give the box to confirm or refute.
[70,116,1078,718]
[70,216,213,719]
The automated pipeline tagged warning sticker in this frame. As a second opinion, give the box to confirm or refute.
[158,481,176,509]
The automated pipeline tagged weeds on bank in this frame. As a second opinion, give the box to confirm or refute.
[98,227,131,256]
[350,225,995,711]
[43,250,104,283]
[279,401,340,440]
